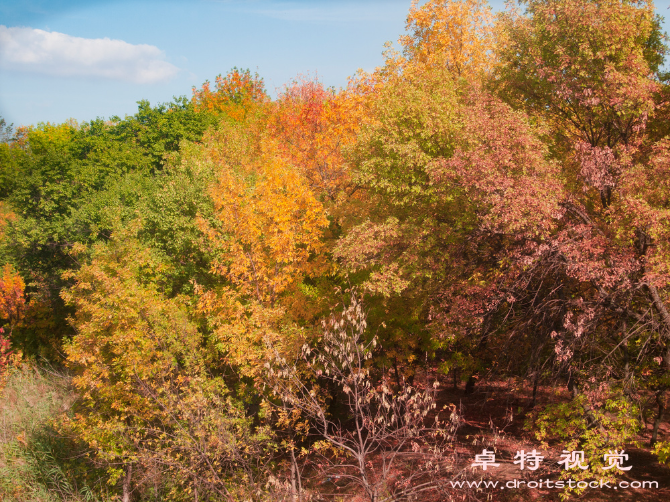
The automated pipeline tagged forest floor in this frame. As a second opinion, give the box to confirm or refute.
[433,378,670,501]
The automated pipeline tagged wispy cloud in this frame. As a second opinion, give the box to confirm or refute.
[241,1,402,24]
[0,26,180,84]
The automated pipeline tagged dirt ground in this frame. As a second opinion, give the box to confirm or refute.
[436,378,670,501]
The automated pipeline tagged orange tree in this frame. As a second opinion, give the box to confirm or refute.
[268,77,365,205]
[0,264,22,384]
[192,67,267,123]
[0,264,26,336]
[194,112,330,381]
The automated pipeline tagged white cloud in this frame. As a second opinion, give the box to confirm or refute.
[0,26,179,84]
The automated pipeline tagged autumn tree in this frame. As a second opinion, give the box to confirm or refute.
[482,0,670,470]
[190,114,330,382]
[268,77,365,206]
[495,0,663,153]
[192,67,267,122]
[63,230,280,501]
[401,0,495,76]
[0,264,26,336]
[206,150,328,305]
[0,264,20,385]
[493,6,668,351]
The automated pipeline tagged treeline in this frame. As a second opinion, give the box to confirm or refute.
[1,0,670,500]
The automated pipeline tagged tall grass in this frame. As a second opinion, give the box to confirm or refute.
[0,364,107,502]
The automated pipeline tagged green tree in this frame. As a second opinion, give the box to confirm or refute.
[0,98,216,358]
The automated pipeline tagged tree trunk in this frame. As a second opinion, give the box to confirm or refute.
[122,464,132,502]
[393,356,402,389]
[651,390,666,447]
[531,371,539,408]
[465,375,476,394]
[290,447,301,502]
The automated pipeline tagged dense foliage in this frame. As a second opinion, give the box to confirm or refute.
[1,1,669,500]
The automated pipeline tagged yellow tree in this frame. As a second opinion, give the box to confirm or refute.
[400,0,495,77]
[62,235,202,497]
[195,124,329,378]
[63,232,277,500]
[205,145,328,305]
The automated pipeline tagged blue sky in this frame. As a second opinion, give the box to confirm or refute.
[0,0,668,127]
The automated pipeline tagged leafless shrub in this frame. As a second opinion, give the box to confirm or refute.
[265,295,472,502]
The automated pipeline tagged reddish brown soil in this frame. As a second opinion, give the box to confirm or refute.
[436,378,670,501]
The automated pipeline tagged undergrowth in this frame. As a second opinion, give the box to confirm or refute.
[0,364,107,502]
